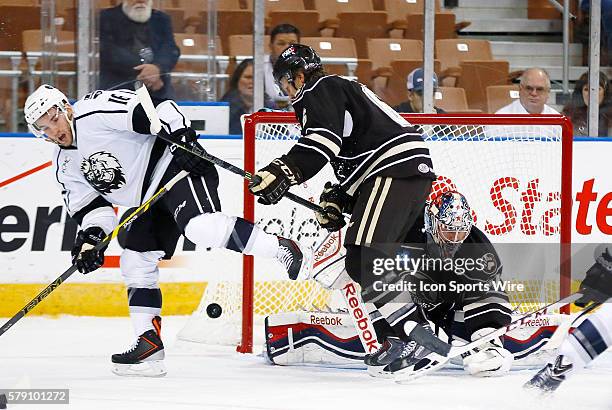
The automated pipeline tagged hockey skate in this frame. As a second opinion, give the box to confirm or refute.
[387,340,447,383]
[111,316,166,377]
[365,337,407,379]
[277,237,312,280]
[523,355,573,394]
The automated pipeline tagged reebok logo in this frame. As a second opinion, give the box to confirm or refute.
[174,200,186,219]
[310,315,343,326]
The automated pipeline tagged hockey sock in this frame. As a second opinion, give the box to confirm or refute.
[226,217,278,258]
[377,302,421,342]
[128,288,162,336]
[369,306,398,342]
[559,313,611,373]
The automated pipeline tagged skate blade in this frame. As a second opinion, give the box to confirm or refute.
[112,360,167,378]
[367,365,394,379]
[394,356,449,384]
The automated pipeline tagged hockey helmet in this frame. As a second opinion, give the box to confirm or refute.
[24,84,70,138]
[425,191,473,255]
[273,44,322,85]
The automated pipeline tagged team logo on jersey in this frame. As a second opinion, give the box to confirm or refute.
[80,151,126,194]
[481,252,498,275]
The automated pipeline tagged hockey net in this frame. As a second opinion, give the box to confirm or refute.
[179,112,573,353]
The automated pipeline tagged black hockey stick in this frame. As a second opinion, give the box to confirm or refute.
[0,170,190,338]
[134,83,325,214]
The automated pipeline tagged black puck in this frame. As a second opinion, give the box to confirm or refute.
[206,303,222,318]
[0,392,7,409]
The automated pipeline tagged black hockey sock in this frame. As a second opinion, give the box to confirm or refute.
[226,217,255,253]
[128,288,162,336]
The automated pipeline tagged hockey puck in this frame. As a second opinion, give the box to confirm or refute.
[206,303,222,318]
[0,393,7,409]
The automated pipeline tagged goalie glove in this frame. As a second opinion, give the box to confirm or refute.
[315,182,354,232]
[462,328,513,377]
[248,156,302,205]
[71,227,108,274]
[575,245,612,307]
[168,127,212,176]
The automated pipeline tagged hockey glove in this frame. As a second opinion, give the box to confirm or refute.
[248,156,302,205]
[575,247,612,307]
[71,227,108,274]
[315,182,354,232]
[168,128,212,176]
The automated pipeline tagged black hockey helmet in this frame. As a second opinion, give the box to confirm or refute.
[273,44,322,85]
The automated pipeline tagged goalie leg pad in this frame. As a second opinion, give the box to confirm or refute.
[463,328,513,377]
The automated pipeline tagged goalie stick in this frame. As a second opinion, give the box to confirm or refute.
[134,83,325,215]
[0,169,190,338]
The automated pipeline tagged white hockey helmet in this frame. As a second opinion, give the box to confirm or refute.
[24,84,70,137]
[425,191,473,255]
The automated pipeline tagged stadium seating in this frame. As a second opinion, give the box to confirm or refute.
[302,37,358,77]
[486,84,520,113]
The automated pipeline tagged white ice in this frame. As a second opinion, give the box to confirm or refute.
[1,316,611,410]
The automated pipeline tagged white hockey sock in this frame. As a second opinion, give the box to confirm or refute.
[130,312,158,337]
[243,223,279,258]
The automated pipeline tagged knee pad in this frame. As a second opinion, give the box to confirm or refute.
[184,212,235,249]
[120,249,164,289]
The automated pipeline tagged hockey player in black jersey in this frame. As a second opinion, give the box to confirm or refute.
[23,84,309,377]
[524,245,612,393]
[248,44,435,318]
[365,191,514,380]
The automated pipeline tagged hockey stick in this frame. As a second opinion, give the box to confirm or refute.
[134,83,325,214]
[0,169,190,338]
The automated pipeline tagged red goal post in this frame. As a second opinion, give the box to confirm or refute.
[238,112,573,354]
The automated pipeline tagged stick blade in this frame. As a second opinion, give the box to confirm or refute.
[135,82,163,135]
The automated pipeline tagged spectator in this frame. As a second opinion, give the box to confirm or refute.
[99,0,180,99]
[562,71,612,137]
[496,68,559,115]
[264,24,301,108]
[393,68,445,113]
[221,59,272,135]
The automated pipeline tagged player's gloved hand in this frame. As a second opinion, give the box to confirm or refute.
[71,226,108,274]
[575,245,612,307]
[315,182,353,232]
[248,156,302,205]
[168,127,212,176]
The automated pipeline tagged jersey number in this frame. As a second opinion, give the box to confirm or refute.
[108,93,131,105]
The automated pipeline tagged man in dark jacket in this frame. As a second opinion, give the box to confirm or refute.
[394,68,445,114]
[99,0,180,99]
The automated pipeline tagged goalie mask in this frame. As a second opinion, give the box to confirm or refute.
[273,44,322,89]
[24,84,71,140]
[424,191,473,257]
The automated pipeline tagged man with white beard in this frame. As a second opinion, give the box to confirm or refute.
[99,0,180,99]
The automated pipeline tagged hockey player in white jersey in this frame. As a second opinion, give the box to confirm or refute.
[24,84,308,377]
[524,245,612,393]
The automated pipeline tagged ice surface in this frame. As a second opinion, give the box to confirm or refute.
[0,316,610,410]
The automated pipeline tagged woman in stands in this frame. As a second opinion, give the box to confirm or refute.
[562,71,612,137]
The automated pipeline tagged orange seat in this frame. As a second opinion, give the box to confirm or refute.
[367,39,423,95]
[228,34,272,58]
[302,37,358,76]
[403,13,457,40]
[0,6,44,51]
[486,84,520,113]
[377,60,441,107]
[190,10,254,55]
[434,86,468,112]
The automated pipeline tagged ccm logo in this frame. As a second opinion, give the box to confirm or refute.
[310,315,343,326]
[343,283,379,353]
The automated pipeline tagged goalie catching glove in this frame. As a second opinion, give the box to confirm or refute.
[167,127,212,176]
[248,156,302,205]
[315,182,354,232]
[575,244,612,307]
[71,226,108,274]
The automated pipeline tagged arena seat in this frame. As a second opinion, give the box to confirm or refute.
[486,84,520,113]
[435,86,470,112]
[302,37,358,77]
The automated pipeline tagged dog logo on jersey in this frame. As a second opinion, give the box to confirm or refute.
[80,151,126,194]
[480,252,498,275]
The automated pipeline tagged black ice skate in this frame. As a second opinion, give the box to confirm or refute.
[365,337,407,378]
[111,316,166,377]
[523,355,573,394]
[386,339,447,383]
[277,237,311,280]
